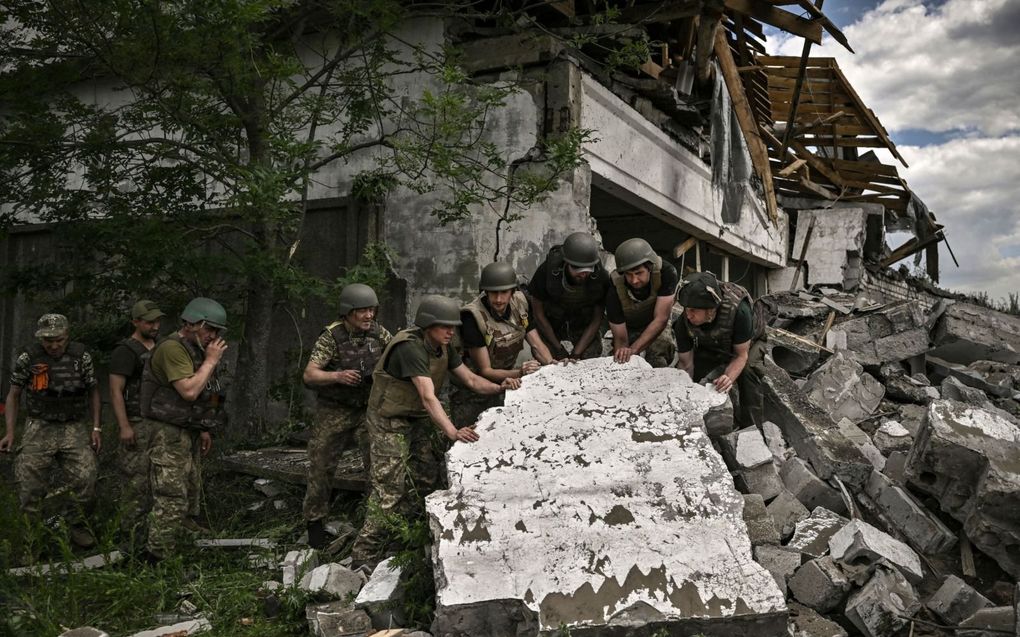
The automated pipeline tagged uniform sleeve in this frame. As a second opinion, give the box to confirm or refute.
[605,287,625,324]
[447,344,464,371]
[459,311,487,349]
[673,319,694,353]
[384,341,432,380]
[153,341,196,384]
[80,351,98,388]
[308,330,337,367]
[731,299,754,345]
[658,263,679,297]
[528,263,550,301]
[108,344,138,377]
[523,297,537,332]
[8,352,31,387]
[378,326,393,345]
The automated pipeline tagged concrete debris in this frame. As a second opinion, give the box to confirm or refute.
[306,601,372,637]
[218,446,366,491]
[299,563,367,600]
[703,397,736,437]
[126,618,212,637]
[881,364,940,403]
[926,575,994,625]
[896,403,927,437]
[281,548,319,587]
[865,470,956,555]
[789,207,874,290]
[59,629,109,637]
[958,606,1017,637]
[931,301,1020,365]
[825,330,848,352]
[837,301,932,367]
[787,556,849,613]
[194,538,276,549]
[743,494,781,546]
[762,421,793,464]
[787,507,849,559]
[754,545,803,594]
[942,375,995,408]
[928,356,1020,401]
[803,352,885,422]
[767,490,810,540]
[354,556,405,630]
[844,567,920,637]
[426,358,786,635]
[261,580,282,592]
[836,418,886,471]
[8,550,123,577]
[872,420,912,455]
[828,519,924,583]
[780,457,847,515]
[762,326,824,375]
[737,461,785,502]
[787,602,848,637]
[253,478,283,498]
[882,451,909,484]
[721,426,772,470]
[906,399,1020,577]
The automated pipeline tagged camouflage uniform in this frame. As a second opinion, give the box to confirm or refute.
[610,256,677,368]
[10,344,98,520]
[302,320,391,523]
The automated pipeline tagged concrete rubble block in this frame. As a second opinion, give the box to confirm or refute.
[931,301,1020,365]
[754,545,802,594]
[865,470,956,555]
[761,356,873,488]
[787,601,848,637]
[281,548,319,587]
[896,403,927,437]
[825,330,847,352]
[305,601,372,637]
[836,418,886,471]
[426,359,788,636]
[720,426,773,470]
[780,457,847,515]
[928,356,1020,401]
[838,301,931,367]
[958,606,1017,637]
[942,376,994,408]
[787,507,850,559]
[738,462,785,502]
[743,494,780,546]
[299,563,367,600]
[905,399,1020,577]
[828,519,924,583]
[787,556,850,613]
[767,490,810,540]
[762,421,792,463]
[703,397,735,437]
[844,567,920,637]
[926,575,994,625]
[253,478,283,498]
[872,421,913,455]
[804,352,886,423]
[126,618,212,637]
[762,326,824,376]
[883,451,909,484]
[59,629,109,637]
[354,556,405,629]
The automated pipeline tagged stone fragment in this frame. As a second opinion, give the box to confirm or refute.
[838,301,931,367]
[804,352,885,422]
[788,602,848,637]
[928,356,1020,401]
[958,606,1017,637]
[305,601,372,637]
[825,330,847,352]
[780,457,846,514]
[59,629,109,637]
[905,399,1020,577]
[354,557,405,629]
[836,418,886,471]
[426,359,787,634]
[281,548,318,587]
[942,376,994,408]
[828,519,923,583]
[931,301,1020,365]
[743,494,780,546]
[762,421,792,463]
[872,421,912,455]
[883,451,909,484]
[733,427,773,469]
[126,618,212,637]
[788,556,850,613]
[865,471,956,555]
[754,545,802,594]
[253,478,282,498]
[761,356,873,487]
[897,403,927,437]
[299,563,367,600]
[787,507,849,559]
[703,398,735,437]
[926,575,994,625]
[881,364,939,403]
[844,567,920,637]
[763,326,823,375]
[738,461,784,502]
[767,490,810,540]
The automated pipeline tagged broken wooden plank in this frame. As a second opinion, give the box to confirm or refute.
[724,0,823,43]
[789,215,815,290]
[777,158,807,177]
[673,236,699,258]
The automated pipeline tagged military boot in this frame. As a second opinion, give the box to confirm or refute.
[307,519,328,550]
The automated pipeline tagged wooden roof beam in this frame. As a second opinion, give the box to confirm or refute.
[724,0,822,44]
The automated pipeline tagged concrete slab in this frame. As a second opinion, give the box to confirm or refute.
[927,574,994,625]
[803,352,885,423]
[829,519,924,583]
[126,618,211,637]
[787,507,849,559]
[427,358,787,636]
[8,550,123,577]
[931,301,1020,365]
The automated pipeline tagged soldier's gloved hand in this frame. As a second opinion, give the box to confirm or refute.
[333,370,362,386]
[120,425,137,450]
[500,378,520,391]
[614,347,634,364]
[199,431,213,456]
[206,338,228,364]
[521,360,541,375]
[450,426,479,443]
[0,433,14,453]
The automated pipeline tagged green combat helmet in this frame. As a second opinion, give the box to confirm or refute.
[479,262,518,291]
[414,295,462,328]
[338,283,379,316]
[614,238,657,272]
[181,297,228,331]
[562,232,600,267]
[677,272,723,309]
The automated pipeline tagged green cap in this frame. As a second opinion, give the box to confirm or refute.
[131,300,166,321]
[35,313,70,338]
[677,272,723,309]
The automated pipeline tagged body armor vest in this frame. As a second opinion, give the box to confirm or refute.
[682,281,762,367]
[369,329,449,419]
[117,337,152,422]
[24,342,88,422]
[140,333,226,431]
[610,255,664,329]
[311,321,386,407]
[462,292,530,371]
[542,247,607,325]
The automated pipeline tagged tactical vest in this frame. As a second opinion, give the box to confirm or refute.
[311,321,386,407]
[462,292,530,371]
[543,247,607,323]
[610,255,664,329]
[23,342,89,422]
[140,333,226,431]
[682,281,763,367]
[369,329,449,419]
[117,337,153,422]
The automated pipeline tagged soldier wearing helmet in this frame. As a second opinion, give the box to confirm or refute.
[138,297,229,560]
[607,238,679,368]
[528,232,610,360]
[674,271,765,424]
[350,295,515,567]
[301,283,392,549]
[452,262,555,427]
[2,313,102,552]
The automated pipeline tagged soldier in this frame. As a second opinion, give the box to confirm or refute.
[350,295,516,567]
[108,300,165,541]
[607,238,678,368]
[452,262,554,427]
[1,313,101,548]
[139,297,228,560]
[674,271,765,425]
[528,232,609,360]
[301,284,391,549]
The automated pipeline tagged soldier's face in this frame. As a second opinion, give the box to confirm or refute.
[425,325,456,346]
[623,264,651,289]
[485,290,513,314]
[346,307,376,331]
[195,322,222,347]
[566,265,591,282]
[41,334,69,357]
[134,318,161,339]
[684,307,718,326]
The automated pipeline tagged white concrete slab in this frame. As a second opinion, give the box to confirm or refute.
[427,358,787,635]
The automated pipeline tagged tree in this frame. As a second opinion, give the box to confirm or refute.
[0,0,594,435]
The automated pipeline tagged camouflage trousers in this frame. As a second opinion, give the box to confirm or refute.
[629,325,676,368]
[145,420,203,558]
[14,418,97,521]
[303,403,368,522]
[449,388,502,430]
[350,410,445,564]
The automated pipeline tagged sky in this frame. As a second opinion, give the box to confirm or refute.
[766,0,1020,303]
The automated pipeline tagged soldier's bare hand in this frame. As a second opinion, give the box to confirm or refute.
[206,338,228,363]
[454,426,479,443]
[521,360,541,375]
[199,431,213,456]
[0,433,14,453]
[500,378,520,391]
[334,370,362,386]
[91,429,102,453]
[614,347,634,364]
[713,374,734,393]
[120,425,137,449]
